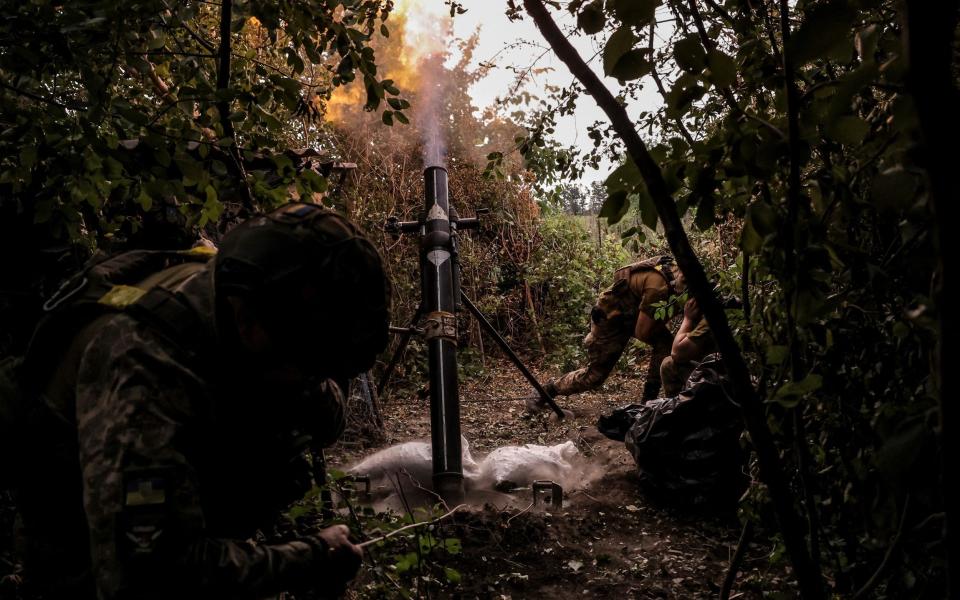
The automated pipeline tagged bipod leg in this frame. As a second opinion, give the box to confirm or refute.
[460,291,566,419]
[377,305,425,397]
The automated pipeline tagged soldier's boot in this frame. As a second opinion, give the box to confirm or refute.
[525,381,558,413]
[641,330,673,401]
[660,355,697,397]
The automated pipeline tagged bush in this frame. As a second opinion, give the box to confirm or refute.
[527,214,629,371]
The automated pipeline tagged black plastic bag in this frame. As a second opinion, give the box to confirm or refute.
[599,354,747,506]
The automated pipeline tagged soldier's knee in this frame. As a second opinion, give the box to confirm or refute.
[660,356,677,380]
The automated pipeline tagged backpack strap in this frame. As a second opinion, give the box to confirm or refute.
[125,271,212,364]
[21,249,215,391]
[613,255,678,292]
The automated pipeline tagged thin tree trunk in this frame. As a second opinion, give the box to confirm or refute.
[523,280,546,354]
[522,2,824,598]
[216,0,253,210]
[902,1,959,595]
[777,0,824,584]
[721,520,755,600]
[217,0,235,140]
[648,21,696,147]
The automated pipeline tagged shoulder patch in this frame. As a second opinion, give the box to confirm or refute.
[125,475,167,507]
[98,285,147,308]
[179,246,217,258]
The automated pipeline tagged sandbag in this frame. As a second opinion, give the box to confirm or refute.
[349,439,584,494]
[475,441,581,491]
[349,436,481,491]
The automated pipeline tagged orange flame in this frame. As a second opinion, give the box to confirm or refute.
[325,0,451,125]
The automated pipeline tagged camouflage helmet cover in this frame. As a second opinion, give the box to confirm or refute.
[215,203,391,378]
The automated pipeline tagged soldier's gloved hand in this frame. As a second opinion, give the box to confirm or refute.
[309,524,363,586]
[683,297,701,321]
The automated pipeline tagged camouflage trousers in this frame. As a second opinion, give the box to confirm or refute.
[551,315,673,402]
[659,355,697,397]
[641,328,673,401]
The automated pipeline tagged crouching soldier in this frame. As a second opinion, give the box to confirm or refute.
[530,256,686,410]
[6,203,390,600]
[659,297,716,396]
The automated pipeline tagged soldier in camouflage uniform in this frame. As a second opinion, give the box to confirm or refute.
[659,297,716,396]
[532,256,685,408]
[9,203,390,600]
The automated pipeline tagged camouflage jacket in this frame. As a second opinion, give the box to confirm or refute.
[21,263,348,600]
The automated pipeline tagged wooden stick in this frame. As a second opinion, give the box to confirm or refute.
[357,504,468,548]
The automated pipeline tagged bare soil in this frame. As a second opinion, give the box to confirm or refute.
[329,358,795,599]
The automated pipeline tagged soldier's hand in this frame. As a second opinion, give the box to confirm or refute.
[683,297,701,320]
[315,524,363,579]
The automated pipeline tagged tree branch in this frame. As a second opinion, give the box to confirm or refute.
[0,80,84,110]
[216,0,254,210]
[721,519,755,600]
[522,2,823,598]
[777,0,823,586]
[701,0,737,28]
[216,0,235,140]
[687,0,784,139]
[648,22,696,147]
[852,495,911,600]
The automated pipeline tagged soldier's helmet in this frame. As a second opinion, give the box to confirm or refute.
[214,203,390,379]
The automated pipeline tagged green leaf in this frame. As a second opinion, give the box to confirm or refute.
[876,415,928,486]
[394,552,418,574]
[599,190,630,224]
[381,110,394,126]
[609,0,658,27]
[284,48,305,74]
[636,188,658,229]
[605,159,643,194]
[20,146,37,168]
[870,167,917,212]
[706,50,736,87]
[789,2,858,66]
[444,567,462,583]
[766,345,789,365]
[770,374,823,407]
[825,115,868,145]
[694,193,715,230]
[204,184,218,204]
[673,35,706,72]
[175,157,204,185]
[603,27,637,77]
[666,80,705,115]
[611,50,652,80]
[382,79,400,95]
[746,201,777,236]
[577,0,606,34]
[135,188,153,211]
[444,537,462,554]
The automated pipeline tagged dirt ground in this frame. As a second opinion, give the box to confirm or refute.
[328,358,795,599]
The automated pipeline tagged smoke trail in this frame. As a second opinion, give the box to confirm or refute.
[395,0,452,168]
[324,0,454,168]
[416,53,449,168]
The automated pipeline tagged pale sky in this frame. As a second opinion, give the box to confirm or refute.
[449,1,666,184]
